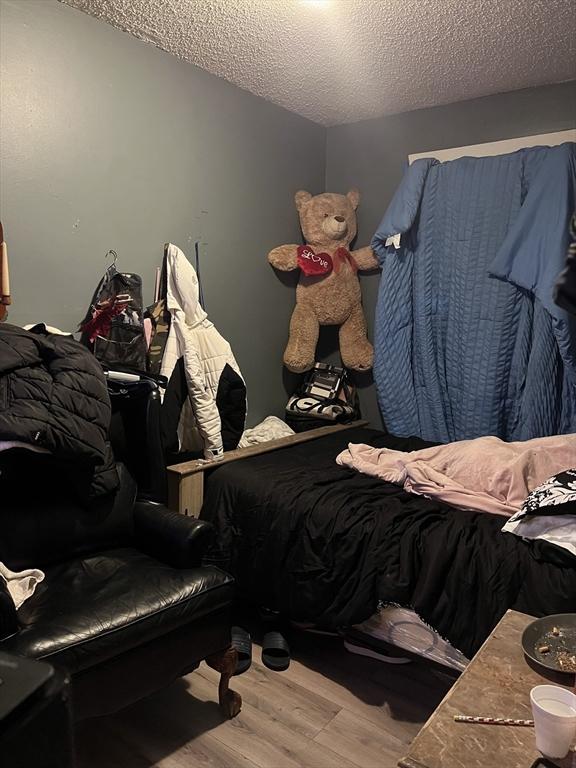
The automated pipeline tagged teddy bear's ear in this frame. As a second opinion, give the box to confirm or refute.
[294,190,312,211]
[346,188,360,210]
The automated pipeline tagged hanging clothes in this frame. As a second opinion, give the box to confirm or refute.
[554,212,576,316]
[0,323,118,500]
[146,298,171,374]
[79,256,148,373]
[371,142,576,442]
[0,222,10,322]
[159,243,246,459]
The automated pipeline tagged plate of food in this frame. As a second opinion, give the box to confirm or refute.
[522,614,576,674]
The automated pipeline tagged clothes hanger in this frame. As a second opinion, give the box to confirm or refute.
[0,221,11,322]
[101,250,132,305]
[105,249,119,277]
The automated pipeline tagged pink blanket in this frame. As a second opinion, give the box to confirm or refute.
[336,435,576,517]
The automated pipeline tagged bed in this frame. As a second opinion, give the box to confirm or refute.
[171,424,576,662]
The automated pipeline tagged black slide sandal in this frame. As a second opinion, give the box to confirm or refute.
[261,631,291,672]
[231,626,252,675]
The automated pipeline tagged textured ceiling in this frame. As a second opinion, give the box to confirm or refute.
[61,0,576,126]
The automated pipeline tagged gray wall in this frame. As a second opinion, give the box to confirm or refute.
[326,80,576,427]
[0,0,325,425]
[2,0,575,430]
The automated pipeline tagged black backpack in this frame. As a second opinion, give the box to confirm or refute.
[80,253,148,373]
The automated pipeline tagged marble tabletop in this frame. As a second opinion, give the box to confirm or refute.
[399,610,576,768]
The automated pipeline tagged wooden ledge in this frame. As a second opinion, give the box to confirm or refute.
[166,419,369,516]
[167,419,369,477]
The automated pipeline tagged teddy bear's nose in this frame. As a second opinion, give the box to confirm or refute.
[334,216,345,223]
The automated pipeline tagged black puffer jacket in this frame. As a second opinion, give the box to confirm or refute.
[0,323,118,498]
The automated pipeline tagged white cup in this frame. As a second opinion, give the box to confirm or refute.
[530,685,576,759]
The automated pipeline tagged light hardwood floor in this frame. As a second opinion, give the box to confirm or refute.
[75,633,454,768]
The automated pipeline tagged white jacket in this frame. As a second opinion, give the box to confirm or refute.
[160,243,245,458]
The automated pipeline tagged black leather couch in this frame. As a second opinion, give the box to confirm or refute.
[0,459,241,721]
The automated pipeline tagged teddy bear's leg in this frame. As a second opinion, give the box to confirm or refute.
[339,303,373,371]
[284,303,319,373]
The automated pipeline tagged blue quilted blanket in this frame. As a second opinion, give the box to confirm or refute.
[371,143,576,442]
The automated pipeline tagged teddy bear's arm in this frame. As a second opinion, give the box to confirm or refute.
[351,246,379,271]
[268,244,299,271]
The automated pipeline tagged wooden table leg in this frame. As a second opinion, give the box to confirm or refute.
[206,646,242,719]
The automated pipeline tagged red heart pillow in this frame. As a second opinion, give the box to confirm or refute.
[297,245,333,277]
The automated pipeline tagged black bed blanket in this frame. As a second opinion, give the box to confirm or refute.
[201,427,576,658]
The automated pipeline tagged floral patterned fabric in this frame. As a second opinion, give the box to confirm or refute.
[520,469,576,516]
[503,469,576,558]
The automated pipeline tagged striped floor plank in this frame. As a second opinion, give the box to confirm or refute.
[75,633,453,768]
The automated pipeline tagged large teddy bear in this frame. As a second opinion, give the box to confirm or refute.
[268,188,378,373]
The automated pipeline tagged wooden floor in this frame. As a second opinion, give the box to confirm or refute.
[75,633,454,768]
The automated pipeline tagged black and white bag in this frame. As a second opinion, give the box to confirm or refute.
[285,363,360,432]
[80,253,148,373]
